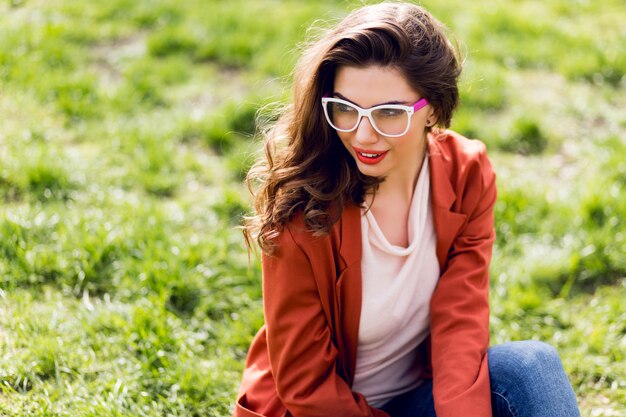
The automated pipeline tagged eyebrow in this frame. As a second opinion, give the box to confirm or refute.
[333,92,410,107]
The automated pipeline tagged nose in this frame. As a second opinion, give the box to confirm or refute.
[354,115,378,145]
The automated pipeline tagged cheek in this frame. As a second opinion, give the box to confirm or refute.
[337,132,352,149]
[406,114,429,139]
[411,112,429,129]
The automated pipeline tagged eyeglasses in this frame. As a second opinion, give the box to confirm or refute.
[321,96,429,137]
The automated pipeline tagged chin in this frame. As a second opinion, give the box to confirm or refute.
[355,160,387,178]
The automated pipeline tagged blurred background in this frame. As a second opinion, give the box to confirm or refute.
[0,0,624,415]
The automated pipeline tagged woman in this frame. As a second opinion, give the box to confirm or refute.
[234,3,581,416]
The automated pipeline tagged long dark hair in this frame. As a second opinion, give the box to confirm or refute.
[243,2,462,253]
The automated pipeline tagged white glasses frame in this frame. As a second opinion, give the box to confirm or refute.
[321,96,429,137]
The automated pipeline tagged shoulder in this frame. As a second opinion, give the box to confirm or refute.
[428,130,496,216]
[429,129,495,181]
[429,129,489,165]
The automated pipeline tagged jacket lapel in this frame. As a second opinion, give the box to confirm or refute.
[428,136,468,269]
[335,203,362,386]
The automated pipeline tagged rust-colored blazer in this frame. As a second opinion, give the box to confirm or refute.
[234,130,497,417]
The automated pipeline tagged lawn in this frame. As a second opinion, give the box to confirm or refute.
[0,0,624,416]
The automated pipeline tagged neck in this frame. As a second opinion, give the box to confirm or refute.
[367,149,427,208]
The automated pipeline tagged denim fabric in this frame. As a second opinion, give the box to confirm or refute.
[380,340,581,417]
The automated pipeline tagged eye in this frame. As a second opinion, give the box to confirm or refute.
[336,103,355,112]
[377,108,404,117]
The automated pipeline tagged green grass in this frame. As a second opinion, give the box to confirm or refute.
[0,0,625,415]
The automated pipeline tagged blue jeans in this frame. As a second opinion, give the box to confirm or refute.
[380,341,581,417]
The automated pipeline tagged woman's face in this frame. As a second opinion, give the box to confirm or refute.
[332,65,434,186]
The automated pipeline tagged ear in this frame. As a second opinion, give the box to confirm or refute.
[426,108,438,127]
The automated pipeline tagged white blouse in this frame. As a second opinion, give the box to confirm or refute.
[351,158,440,408]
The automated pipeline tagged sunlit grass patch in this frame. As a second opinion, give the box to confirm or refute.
[498,116,549,155]
[0,287,257,415]
[147,26,199,59]
[492,132,626,296]
[456,0,626,86]
[0,146,75,203]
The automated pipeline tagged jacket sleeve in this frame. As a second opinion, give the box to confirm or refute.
[262,225,389,417]
[429,147,497,417]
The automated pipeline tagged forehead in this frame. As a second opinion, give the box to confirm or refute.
[333,65,418,106]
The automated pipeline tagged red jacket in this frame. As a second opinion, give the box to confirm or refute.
[234,130,497,417]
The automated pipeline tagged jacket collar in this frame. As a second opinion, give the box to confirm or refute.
[427,135,468,269]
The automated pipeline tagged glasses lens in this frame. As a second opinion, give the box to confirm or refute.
[372,107,410,136]
[326,101,359,131]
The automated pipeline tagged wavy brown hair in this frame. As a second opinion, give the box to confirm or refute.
[243,2,462,253]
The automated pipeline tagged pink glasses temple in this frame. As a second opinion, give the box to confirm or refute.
[412,97,429,111]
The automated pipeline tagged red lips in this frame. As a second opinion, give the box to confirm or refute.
[353,146,389,165]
